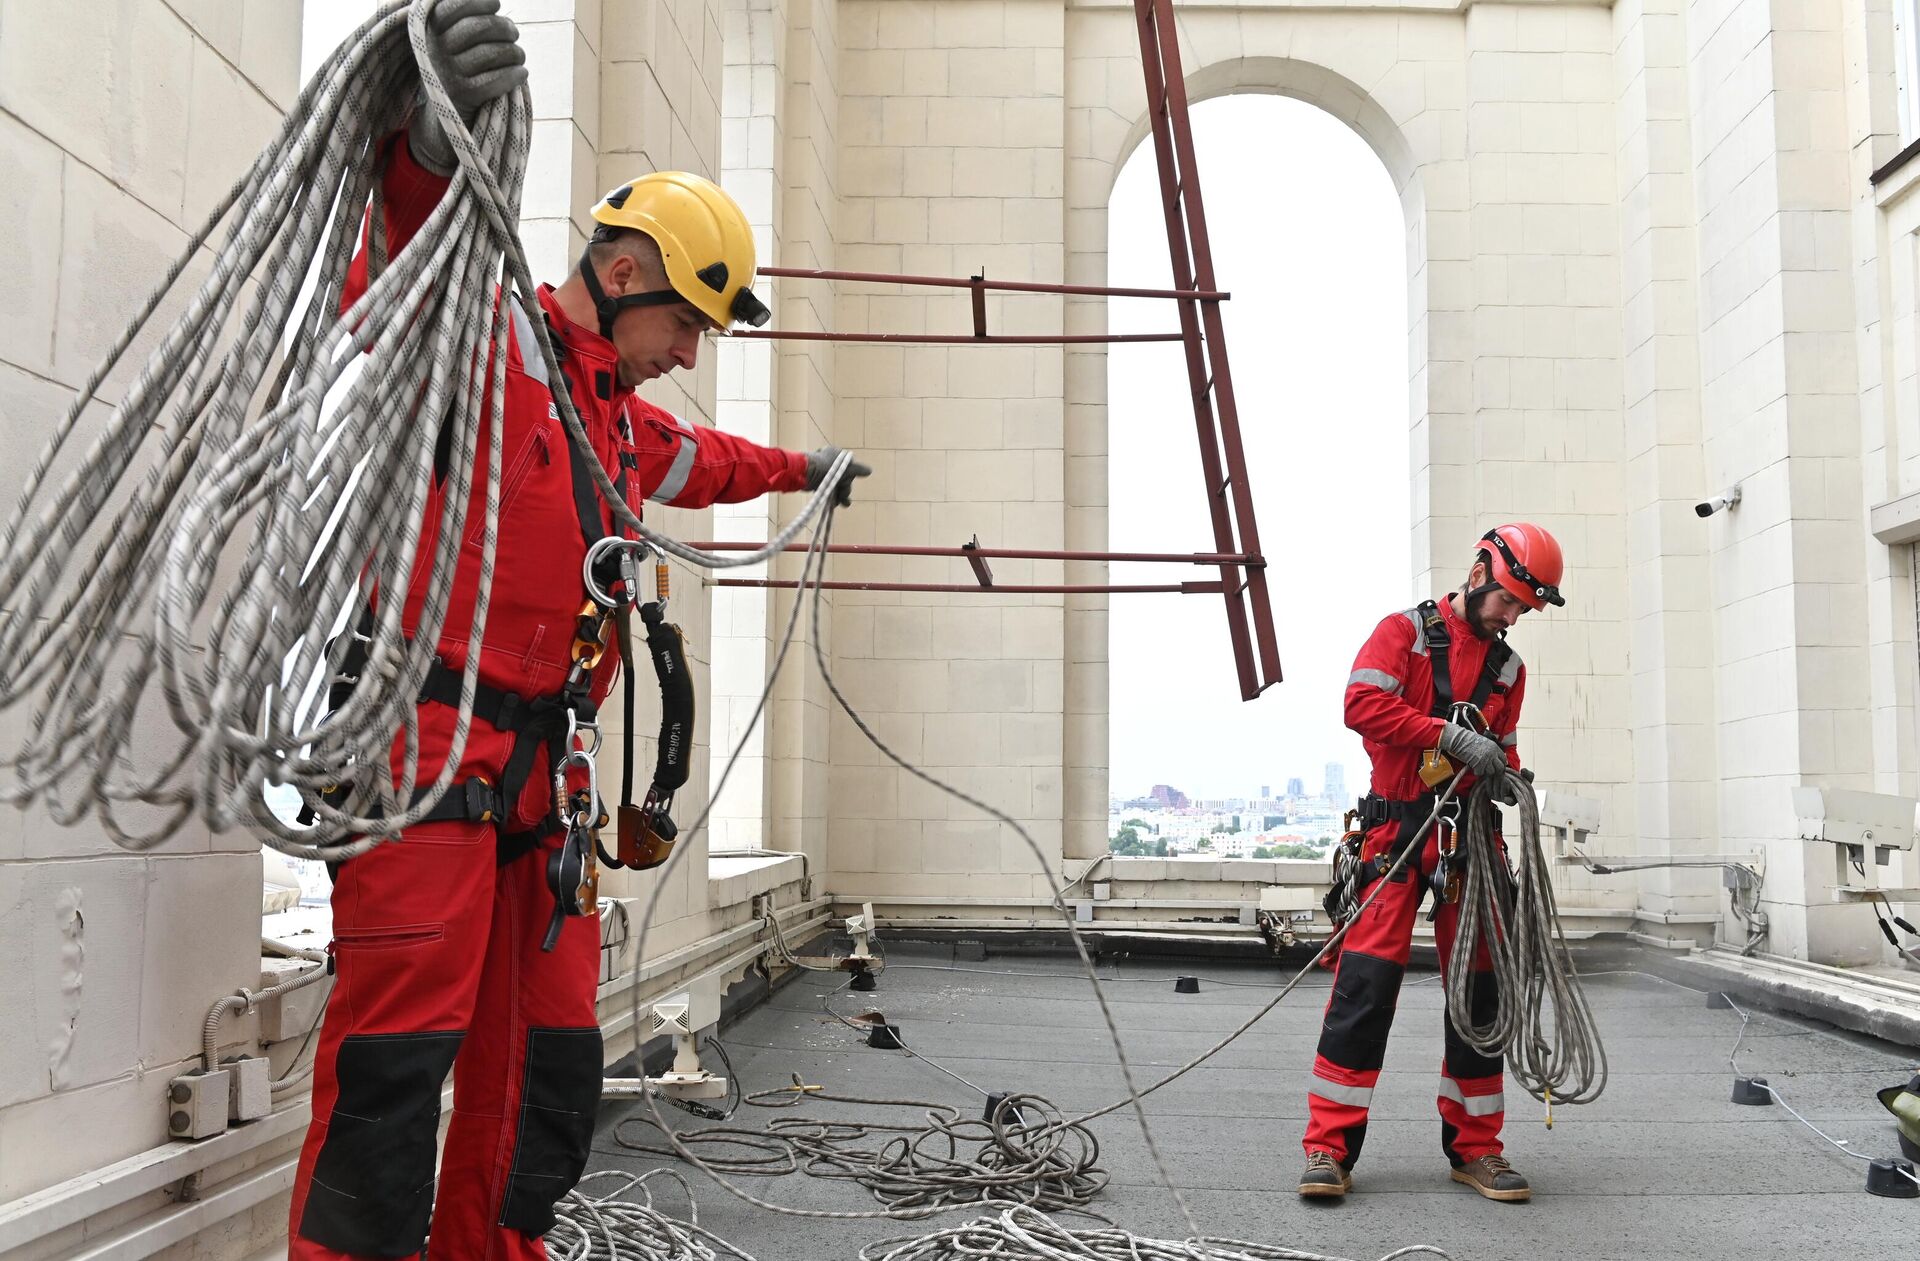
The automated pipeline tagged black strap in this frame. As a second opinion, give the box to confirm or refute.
[1356,792,1437,828]
[416,662,542,734]
[642,603,694,795]
[1420,599,1514,719]
[537,310,615,556]
[617,605,637,811]
[416,661,595,864]
[409,776,501,825]
[576,248,684,340]
[1471,639,1514,711]
[1418,600,1453,718]
[1350,790,1444,889]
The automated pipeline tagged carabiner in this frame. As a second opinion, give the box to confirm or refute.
[583,537,652,608]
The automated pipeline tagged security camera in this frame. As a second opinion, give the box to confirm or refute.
[1694,484,1741,518]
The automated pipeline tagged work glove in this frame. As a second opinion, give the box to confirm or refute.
[1437,722,1507,781]
[1496,764,1536,807]
[804,446,873,508]
[408,0,528,175]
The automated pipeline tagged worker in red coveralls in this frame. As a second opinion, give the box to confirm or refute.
[288,6,869,1257]
[1297,524,1565,1205]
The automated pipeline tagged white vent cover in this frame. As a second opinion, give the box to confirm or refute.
[650,997,692,1037]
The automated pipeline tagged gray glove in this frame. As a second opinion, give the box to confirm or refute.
[1437,723,1507,780]
[408,0,528,175]
[804,446,873,508]
[1490,764,1533,806]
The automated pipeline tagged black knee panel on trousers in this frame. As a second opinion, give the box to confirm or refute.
[498,1026,604,1236]
[301,1030,465,1258]
[1441,1116,1467,1166]
[1318,950,1405,1073]
[1341,1119,1371,1168]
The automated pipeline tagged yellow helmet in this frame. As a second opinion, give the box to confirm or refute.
[582,172,771,335]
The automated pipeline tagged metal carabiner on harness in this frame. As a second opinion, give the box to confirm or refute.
[1449,700,1490,733]
[583,536,653,609]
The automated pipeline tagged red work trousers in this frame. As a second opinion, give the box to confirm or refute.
[288,719,603,1260]
[1303,824,1506,1169]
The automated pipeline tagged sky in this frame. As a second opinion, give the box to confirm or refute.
[1106,95,1411,803]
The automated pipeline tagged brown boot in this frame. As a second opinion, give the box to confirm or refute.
[1298,1150,1352,1199]
[1451,1154,1531,1202]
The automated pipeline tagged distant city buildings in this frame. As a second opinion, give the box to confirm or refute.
[1109,778,1342,858]
[1324,762,1347,805]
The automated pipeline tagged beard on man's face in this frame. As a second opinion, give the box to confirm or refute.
[1463,588,1502,640]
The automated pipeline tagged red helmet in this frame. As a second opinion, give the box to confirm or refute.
[1473,523,1564,610]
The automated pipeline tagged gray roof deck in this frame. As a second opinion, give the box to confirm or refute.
[587,947,1920,1261]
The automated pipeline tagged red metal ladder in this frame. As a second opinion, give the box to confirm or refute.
[1132,0,1282,699]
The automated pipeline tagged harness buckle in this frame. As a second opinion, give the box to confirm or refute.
[464,776,497,823]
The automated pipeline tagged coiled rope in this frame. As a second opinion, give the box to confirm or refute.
[0,0,844,862]
[615,1078,1106,1215]
[549,1171,757,1261]
[1446,772,1607,1106]
[860,1207,1451,1261]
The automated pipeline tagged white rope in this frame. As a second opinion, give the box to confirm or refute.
[860,1206,1452,1261]
[549,1172,760,1261]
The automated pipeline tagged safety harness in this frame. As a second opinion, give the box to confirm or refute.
[1323,601,1513,925]
[321,298,696,951]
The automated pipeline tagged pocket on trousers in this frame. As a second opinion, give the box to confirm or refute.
[299,1030,465,1258]
[331,922,447,950]
[498,1025,603,1236]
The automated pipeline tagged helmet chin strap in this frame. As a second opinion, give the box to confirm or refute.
[1461,571,1504,641]
[577,249,685,341]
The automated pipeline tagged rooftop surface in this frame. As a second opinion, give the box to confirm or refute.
[586,947,1920,1261]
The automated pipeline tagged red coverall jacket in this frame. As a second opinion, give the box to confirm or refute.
[1345,595,1527,825]
[343,133,809,830]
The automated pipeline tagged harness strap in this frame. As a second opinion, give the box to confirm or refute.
[522,301,615,558]
[1419,598,1515,718]
[1419,600,1453,717]
[1471,639,1513,711]
[416,660,596,865]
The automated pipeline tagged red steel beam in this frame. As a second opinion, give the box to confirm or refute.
[759,265,1228,302]
[688,541,1262,565]
[733,330,1182,344]
[717,579,1228,595]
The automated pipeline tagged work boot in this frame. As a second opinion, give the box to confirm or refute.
[1450,1154,1531,1202]
[1297,1150,1352,1199]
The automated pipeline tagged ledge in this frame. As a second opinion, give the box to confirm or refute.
[1874,133,1920,194]
[707,851,808,908]
[1644,948,1920,1047]
[1870,487,1920,545]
